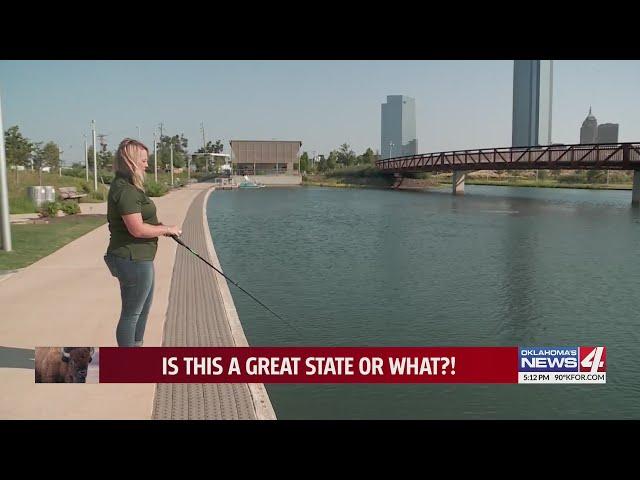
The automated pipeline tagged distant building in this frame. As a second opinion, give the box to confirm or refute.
[580,107,598,144]
[229,140,302,175]
[597,123,619,143]
[381,95,417,159]
[512,60,553,147]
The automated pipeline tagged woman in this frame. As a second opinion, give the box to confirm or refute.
[104,138,182,347]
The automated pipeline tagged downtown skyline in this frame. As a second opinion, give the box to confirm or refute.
[0,60,639,165]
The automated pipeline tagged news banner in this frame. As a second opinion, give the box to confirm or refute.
[95,346,607,384]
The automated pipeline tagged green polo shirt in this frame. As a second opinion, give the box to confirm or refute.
[106,173,160,261]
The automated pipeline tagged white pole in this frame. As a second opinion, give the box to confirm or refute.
[170,143,174,186]
[92,120,97,191]
[153,131,158,182]
[0,88,12,251]
[84,134,88,182]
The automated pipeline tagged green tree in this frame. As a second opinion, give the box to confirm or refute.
[4,126,32,168]
[41,141,61,170]
[159,134,189,169]
[337,143,356,167]
[194,139,225,169]
[316,156,328,172]
[299,152,310,172]
[97,150,114,170]
[358,147,376,165]
[196,140,215,154]
[326,151,338,170]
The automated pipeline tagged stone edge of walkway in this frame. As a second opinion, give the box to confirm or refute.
[200,187,277,420]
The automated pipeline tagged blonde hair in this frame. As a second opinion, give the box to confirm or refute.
[114,138,149,191]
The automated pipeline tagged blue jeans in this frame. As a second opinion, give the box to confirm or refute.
[104,253,154,347]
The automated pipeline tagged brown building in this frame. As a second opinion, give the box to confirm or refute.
[230,140,302,175]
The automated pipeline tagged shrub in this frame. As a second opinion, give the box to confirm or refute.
[61,201,81,215]
[145,180,169,197]
[99,172,114,184]
[81,182,91,194]
[39,201,61,217]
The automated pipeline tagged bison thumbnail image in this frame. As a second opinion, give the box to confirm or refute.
[35,347,99,383]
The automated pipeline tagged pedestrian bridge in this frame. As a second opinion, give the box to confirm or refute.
[375,142,640,204]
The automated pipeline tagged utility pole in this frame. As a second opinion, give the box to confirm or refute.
[59,147,63,176]
[92,120,97,191]
[159,122,164,139]
[153,131,158,182]
[170,143,174,186]
[0,88,12,251]
[84,134,88,182]
[97,134,108,153]
[201,122,206,150]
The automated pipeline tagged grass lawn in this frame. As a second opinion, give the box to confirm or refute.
[8,171,110,213]
[0,215,107,271]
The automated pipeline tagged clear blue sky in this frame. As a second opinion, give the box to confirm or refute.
[1,60,638,165]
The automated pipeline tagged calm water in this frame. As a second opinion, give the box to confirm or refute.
[207,185,640,419]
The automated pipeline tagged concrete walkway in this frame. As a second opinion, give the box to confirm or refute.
[0,183,274,419]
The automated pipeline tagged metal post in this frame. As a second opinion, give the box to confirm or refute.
[0,88,12,251]
[153,131,158,182]
[170,143,174,186]
[84,134,88,182]
[92,120,98,191]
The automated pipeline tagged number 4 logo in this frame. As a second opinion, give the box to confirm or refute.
[580,347,606,373]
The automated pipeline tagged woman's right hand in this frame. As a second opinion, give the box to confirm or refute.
[164,225,182,237]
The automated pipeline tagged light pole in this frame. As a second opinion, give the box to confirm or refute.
[153,131,158,182]
[83,134,88,181]
[0,88,12,251]
[389,141,394,159]
[92,120,98,191]
[170,143,174,186]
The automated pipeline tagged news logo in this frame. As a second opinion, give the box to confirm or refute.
[518,346,606,384]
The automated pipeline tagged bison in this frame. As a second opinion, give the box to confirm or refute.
[35,347,95,383]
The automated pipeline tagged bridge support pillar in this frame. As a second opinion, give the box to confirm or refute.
[452,171,465,195]
[633,170,640,206]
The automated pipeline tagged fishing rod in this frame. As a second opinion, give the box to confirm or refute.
[170,235,302,335]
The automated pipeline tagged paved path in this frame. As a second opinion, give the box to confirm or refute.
[153,189,274,419]
[0,184,275,419]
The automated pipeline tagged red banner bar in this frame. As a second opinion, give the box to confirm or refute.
[99,347,518,383]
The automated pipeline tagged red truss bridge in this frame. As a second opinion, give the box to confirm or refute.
[375,142,640,204]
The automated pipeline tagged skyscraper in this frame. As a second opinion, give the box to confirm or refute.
[381,95,417,159]
[580,108,598,144]
[597,123,619,143]
[512,60,554,147]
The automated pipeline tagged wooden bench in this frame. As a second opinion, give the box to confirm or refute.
[58,187,88,200]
